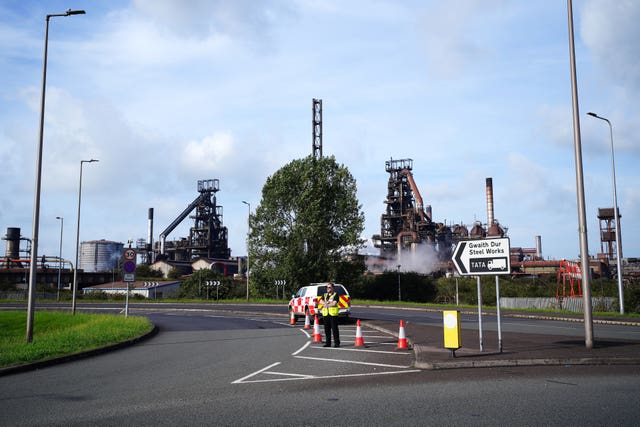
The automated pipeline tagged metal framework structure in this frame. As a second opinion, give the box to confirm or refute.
[372,159,454,259]
[598,207,621,262]
[312,98,322,160]
[158,179,230,261]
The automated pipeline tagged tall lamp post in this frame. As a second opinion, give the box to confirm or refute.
[26,9,85,343]
[72,159,98,314]
[56,216,63,301]
[242,201,251,302]
[567,0,593,349]
[587,112,624,314]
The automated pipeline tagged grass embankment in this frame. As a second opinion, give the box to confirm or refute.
[0,311,153,368]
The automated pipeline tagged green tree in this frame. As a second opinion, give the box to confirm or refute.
[178,269,225,299]
[249,155,365,297]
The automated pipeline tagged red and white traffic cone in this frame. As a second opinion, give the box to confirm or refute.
[396,320,408,350]
[354,319,365,347]
[289,310,296,325]
[303,312,311,329]
[312,315,322,343]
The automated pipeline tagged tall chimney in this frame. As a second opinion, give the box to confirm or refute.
[486,178,494,228]
[147,208,154,263]
[535,235,542,259]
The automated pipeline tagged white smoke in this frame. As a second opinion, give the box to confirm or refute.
[372,244,441,275]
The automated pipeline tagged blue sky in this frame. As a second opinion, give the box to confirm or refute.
[1,0,638,266]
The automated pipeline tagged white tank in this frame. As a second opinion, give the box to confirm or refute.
[80,240,124,272]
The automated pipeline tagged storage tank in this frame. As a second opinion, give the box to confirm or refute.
[4,227,21,259]
[80,240,124,272]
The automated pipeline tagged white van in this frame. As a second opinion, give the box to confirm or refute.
[288,283,351,322]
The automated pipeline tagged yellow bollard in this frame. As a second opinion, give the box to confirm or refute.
[443,310,461,358]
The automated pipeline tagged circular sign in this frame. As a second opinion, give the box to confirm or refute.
[444,313,458,329]
[123,260,136,273]
[123,248,136,261]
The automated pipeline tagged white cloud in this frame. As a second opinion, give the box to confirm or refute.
[181,132,235,175]
[1,0,639,263]
[419,0,508,78]
[581,0,640,92]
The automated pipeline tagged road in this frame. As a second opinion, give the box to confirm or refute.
[1,304,639,425]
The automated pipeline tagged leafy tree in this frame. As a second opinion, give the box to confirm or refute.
[249,155,365,297]
[178,269,225,299]
[135,264,163,280]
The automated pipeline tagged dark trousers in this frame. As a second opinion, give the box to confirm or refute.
[324,315,340,346]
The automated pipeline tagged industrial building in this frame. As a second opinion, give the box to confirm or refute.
[371,159,505,263]
[79,240,123,273]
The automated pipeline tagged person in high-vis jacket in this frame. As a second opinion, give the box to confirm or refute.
[321,283,340,347]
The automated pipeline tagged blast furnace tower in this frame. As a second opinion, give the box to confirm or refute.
[372,159,454,260]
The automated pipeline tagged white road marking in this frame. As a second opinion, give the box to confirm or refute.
[292,341,311,356]
[295,355,411,369]
[234,369,421,384]
[231,362,281,384]
[264,371,315,379]
[311,346,410,355]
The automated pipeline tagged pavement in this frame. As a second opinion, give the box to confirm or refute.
[365,313,640,370]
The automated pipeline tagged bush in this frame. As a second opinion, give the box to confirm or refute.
[354,272,436,303]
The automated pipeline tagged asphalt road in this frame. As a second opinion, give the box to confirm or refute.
[1,304,640,425]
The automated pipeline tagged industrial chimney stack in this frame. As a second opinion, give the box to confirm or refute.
[486,178,495,228]
[147,208,154,264]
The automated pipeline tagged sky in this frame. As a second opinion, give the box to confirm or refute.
[1,0,639,268]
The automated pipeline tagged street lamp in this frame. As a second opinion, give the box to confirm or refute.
[567,0,593,349]
[397,264,401,302]
[72,159,98,314]
[56,216,63,301]
[242,201,251,302]
[587,112,624,314]
[26,9,86,343]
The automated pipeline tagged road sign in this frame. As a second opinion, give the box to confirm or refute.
[122,248,137,282]
[452,237,511,276]
[123,248,136,261]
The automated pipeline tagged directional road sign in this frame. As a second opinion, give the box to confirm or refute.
[452,237,511,276]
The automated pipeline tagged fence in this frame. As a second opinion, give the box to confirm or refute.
[499,296,617,312]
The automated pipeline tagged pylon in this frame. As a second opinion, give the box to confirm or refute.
[396,320,408,350]
[303,312,311,329]
[290,310,296,325]
[312,315,322,343]
[354,319,365,347]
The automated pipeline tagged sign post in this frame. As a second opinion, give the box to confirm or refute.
[121,247,137,317]
[205,281,221,300]
[452,237,511,352]
[274,280,286,299]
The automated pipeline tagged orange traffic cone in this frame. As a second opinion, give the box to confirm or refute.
[354,319,365,347]
[312,315,322,343]
[397,320,408,350]
[303,313,311,329]
[290,310,296,325]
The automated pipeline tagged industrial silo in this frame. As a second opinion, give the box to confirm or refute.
[79,240,124,272]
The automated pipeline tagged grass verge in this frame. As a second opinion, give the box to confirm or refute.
[0,311,153,368]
